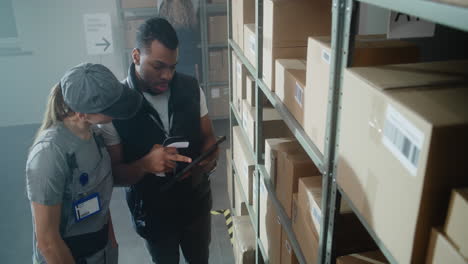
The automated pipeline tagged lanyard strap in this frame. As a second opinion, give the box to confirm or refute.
[143,97,173,138]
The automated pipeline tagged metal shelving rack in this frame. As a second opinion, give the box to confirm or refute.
[199,1,229,120]
[227,0,468,264]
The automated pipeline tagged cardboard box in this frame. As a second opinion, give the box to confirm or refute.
[246,74,269,107]
[209,86,229,118]
[264,138,298,186]
[235,56,247,115]
[233,216,256,264]
[336,251,389,264]
[259,175,282,264]
[281,229,299,264]
[297,177,377,255]
[245,74,256,107]
[297,176,351,234]
[292,194,319,264]
[232,0,255,51]
[263,0,331,48]
[426,228,467,264]
[227,148,233,207]
[242,101,292,150]
[444,188,468,259]
[232,52,239,113]
[233,126,255,205]
[263,45,307,92]
[244,23,256,66]
[275,59,307,103]
[121,0,157,9]
[305,36,420,154]
[125,19,145,49]
[209,49,228,82]
[276,60,307,125]
[276,148,321,218]
[208,15,227,44]
[262,0,331,92]
[337,60,468,263]
[234,169,248,217]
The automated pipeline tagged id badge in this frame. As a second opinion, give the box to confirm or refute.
[73,193,101,222]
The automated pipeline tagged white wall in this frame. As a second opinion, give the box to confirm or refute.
[0,0,127,127]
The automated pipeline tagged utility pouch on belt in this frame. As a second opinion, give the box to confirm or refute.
[63,224,109,261]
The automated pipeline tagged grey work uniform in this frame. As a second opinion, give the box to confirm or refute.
[26,123,117,264]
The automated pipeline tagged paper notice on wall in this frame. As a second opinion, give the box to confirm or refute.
[382,105,424,176]
[387,11,435,39]
[211,88,220,99]
[84,13,114,55]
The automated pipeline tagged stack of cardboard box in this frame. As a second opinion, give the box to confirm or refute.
[337,60,468,263]
[233,126,255,206]
[232,0,255,52]
[208,15,227,44]
[275,36,420,154]
[262,0,331,92]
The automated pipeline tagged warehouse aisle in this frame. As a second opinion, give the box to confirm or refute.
[0,119,234,264]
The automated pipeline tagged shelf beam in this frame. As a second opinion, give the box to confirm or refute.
[357,0,468,32]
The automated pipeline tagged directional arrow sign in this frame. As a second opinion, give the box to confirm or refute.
[96,37,111,52]
[84,13,114,55]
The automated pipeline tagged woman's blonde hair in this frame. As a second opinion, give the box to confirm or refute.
[33,83,73,144]
[159,0,198,29]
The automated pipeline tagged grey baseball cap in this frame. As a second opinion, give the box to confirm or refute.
[60,63,142,119]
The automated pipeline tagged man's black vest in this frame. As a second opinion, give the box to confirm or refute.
[112,64,210,237]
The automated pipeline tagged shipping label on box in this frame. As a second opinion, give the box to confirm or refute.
[382,105,425,176]
[294,81,304,108]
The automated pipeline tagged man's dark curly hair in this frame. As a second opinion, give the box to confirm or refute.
[136,17,179,53]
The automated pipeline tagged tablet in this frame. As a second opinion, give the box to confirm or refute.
[160,135,226,191]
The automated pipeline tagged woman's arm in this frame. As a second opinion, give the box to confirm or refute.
[32,202,75,264]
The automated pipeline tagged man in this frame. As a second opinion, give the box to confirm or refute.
[100,18,218,264]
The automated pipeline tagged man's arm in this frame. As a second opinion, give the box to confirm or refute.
[32,202,75,264]
[107,143,192,186]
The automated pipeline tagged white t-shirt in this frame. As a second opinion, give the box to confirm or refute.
[99,87,208,146]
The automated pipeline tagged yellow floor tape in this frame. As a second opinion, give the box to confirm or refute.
[211,209,233,244]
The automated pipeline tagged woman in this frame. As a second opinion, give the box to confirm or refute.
[26,63,142,263]
[158,0,202,80]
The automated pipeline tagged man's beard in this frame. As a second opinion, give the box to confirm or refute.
[140,79,169,95]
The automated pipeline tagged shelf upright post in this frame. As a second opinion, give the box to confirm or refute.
[319,0,359,263]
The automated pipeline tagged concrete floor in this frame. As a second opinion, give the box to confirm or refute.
[0,119,234,264]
